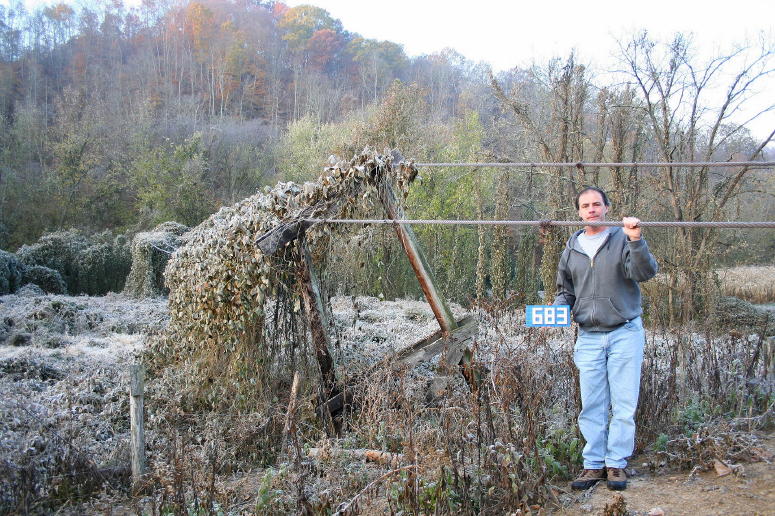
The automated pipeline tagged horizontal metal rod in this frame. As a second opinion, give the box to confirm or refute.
[413,161,775,168]
[307,218,775,229]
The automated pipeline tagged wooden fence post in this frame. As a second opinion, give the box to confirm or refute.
[129,364,146,488]
[377,181,458,336]
[299,240,341,435]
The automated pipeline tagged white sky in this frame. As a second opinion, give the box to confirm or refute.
[5,0,775,141]
[286,0,773,73]
[286,0,775,142]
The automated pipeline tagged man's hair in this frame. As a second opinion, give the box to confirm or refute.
[575,186,610,209]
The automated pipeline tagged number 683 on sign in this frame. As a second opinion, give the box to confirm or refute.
[525,305,571,327]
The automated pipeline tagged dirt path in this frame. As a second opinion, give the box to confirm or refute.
[557,436,775,515]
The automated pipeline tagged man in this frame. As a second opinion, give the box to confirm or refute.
[554,186,658,491]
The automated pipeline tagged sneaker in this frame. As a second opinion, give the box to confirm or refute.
[606,467,627,490]
[571,468,606,490]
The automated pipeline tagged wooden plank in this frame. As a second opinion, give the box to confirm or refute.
[398,317,478,370]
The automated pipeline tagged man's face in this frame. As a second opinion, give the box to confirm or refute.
[577,190,608,223]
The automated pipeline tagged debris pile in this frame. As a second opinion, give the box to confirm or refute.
[152,149,417,408]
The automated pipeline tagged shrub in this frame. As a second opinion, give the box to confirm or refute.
[16,229,131,295]
[713,296,774,334]
[123,222,189,298]
[22,265,67,294]
[16,229,86,291]
[0,250,25,295]
[16,284,45,297]
[77,234,132,295]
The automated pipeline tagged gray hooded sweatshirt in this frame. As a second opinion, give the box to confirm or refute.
[553,226,658,331]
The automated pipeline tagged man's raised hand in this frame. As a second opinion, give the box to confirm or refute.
[622,217,641,241]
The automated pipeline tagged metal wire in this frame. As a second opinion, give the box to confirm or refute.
[412,161,775,168]
[306,218,775,229]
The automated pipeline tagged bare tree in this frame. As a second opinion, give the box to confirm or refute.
[618,32,775,324]
[489,53,592,300]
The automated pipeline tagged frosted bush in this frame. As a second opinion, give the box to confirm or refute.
[16,230,131,295]
[0,249,25,295]
[123,222,189,298]
[22,265,67,294]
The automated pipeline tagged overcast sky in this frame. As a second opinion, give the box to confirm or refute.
[286,0,773,72]
[287,0,775,142]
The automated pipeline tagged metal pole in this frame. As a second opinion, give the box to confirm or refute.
[413,161,775,168]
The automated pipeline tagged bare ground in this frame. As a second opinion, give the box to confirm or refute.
[556,436,775,516]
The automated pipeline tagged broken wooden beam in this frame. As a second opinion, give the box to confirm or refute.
[318,316,478,416]
[378,182,458,337]
[393,316,477,370]
[255,219,313,255]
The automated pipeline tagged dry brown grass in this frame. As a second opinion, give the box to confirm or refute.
[718,266,775,303]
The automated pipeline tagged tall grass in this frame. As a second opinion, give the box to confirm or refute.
[718,266,775,303]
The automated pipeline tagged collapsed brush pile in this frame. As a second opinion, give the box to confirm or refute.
[147,148,418,411]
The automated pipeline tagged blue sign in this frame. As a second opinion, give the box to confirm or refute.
[525,305,571,327]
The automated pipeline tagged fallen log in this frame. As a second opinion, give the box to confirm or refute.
[307,447,404,468]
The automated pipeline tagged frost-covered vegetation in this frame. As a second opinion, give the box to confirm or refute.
[15,230,131,296]
[1,291,771,514]
[0,250,24,295]
[123,222,189,298]
[0,294,167,513]
[152,149,418,412]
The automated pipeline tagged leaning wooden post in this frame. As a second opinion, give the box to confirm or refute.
[378,181,458,335]
[298,240,340,434]
[298,241,337,395]
[377,163,482,393]
[129,364,146,489]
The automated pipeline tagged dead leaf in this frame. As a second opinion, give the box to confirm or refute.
[714,458,732,477]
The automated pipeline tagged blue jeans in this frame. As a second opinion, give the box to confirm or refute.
[573,317,645,469]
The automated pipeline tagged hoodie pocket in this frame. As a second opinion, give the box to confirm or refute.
[572,297,593,325]
[573,297,627,327]
[597,297,627,327]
